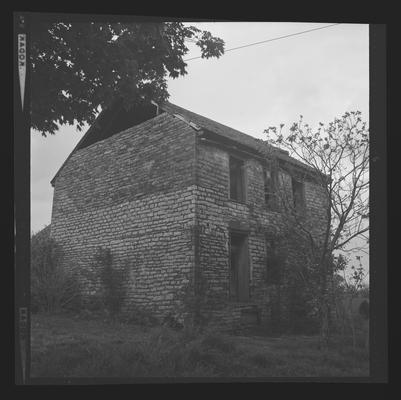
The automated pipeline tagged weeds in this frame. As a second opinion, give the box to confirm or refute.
[31,313,369,378]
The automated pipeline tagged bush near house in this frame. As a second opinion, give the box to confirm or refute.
[31,226,81,313]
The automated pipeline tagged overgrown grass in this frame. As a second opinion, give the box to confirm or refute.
[31,313,369,378]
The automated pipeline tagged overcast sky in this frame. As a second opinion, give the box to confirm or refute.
[30,22,369,275]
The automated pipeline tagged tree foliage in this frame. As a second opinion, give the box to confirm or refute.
[266,111,369,257]
[31,21,225,136]
[265,111,369,343]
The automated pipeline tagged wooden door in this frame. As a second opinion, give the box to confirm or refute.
[230,232,249,301]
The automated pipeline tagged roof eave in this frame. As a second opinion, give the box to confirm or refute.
[50,107,109,187]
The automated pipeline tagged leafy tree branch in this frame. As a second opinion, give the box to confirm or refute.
[30,21,225,136]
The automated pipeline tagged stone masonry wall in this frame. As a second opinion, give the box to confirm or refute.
[50,110,328,328]
[50,113,197,320]
[194,139,328,330]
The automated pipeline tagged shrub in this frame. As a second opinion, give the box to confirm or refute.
[201,333,236,354]
[122,305,159,326]
[78,296,108,320]
[31,226,81,313]
[169,276,215,330]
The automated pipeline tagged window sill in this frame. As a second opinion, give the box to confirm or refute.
[292,207,307,217]
[228,198,247,206]
[264,206,281,214]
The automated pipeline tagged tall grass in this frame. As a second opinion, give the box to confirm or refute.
[32,324,240,377]
[31,314,369,378]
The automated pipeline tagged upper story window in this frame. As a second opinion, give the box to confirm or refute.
[292,178,305,211]
[229,156,246,202]
[263,167,277,210]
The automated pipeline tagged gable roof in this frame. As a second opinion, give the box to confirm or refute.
[160,102,319,174]
[160,102,288,158]
[51,100,320,186]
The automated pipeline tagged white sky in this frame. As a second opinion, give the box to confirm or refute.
[30,22,369,278]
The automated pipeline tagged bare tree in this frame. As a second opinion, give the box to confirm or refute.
[265,111,369,344]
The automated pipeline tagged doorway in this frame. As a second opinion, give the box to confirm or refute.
[229,231,250,301]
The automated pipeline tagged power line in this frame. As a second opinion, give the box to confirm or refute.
[183,23,341,62]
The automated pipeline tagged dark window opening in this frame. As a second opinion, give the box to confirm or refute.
[229,232,249,301]
[292,178,305,211]
[263,167,277,209]
[229,156,245,202]
[265,238,282,285]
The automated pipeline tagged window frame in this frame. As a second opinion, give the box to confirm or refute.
[265,237,282,285]
[263,165,278,211]
[229,230,250,302]
[291,177,305,212]
[228,155,247,203]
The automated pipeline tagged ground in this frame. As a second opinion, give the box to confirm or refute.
[30,312,369,379]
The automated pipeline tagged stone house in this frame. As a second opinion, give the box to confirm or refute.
[50,100,328,329]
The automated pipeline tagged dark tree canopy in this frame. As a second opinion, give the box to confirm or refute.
[30,21,225,136]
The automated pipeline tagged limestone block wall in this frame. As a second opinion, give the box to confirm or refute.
[50,109,328,327]
[194,139,328,329]
[50,113,197,318]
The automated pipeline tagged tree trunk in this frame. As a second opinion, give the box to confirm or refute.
[319,258,331,347]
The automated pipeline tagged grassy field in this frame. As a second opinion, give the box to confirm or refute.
[30,312,369,379]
